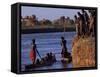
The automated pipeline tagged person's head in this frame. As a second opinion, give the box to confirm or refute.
[37,58,39,62]
[74,15,77,19]
[77,12,81,16]
[32,39,35,44]
[82,9,85,13]
[61,36,64,40]
[47,53,50,57]
[50,52,52,56]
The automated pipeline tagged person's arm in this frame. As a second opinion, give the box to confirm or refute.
[31,43,33,49]
[61,40,63,46]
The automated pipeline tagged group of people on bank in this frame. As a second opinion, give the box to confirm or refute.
[29,36,70,65]
[74,9,96,37]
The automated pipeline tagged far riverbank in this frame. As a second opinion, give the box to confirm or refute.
[21,27,75,34]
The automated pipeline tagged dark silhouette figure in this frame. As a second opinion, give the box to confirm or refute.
[61,36,70,58]
[74,15,80,36]
[49,52,53,61]
[88,10,96,36]
[82,9,89,35]
[77,12,85,36]
[36,59,40,64]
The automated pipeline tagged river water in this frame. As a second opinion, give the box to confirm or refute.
[21,31,76,71]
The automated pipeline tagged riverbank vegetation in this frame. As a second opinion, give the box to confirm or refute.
[21,15,75,30]
[72,36,95,67]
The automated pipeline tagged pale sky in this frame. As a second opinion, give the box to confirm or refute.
[21,6,87,21]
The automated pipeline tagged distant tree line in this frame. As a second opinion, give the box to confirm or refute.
[21,15,75,29]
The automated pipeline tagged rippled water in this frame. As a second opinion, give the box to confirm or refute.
[21,32,76,71]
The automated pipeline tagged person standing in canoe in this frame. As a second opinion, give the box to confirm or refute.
[61,36,70,58]
[29,39,41,64]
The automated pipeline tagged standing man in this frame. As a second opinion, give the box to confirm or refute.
[61,36,69,58]
[74,15,80,36]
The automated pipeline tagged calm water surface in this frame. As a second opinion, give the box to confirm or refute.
[21,32,76,71]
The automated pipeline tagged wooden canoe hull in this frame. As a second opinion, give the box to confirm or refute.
[25,62,54,70]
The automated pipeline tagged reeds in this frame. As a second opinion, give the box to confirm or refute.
[72,36,95,67]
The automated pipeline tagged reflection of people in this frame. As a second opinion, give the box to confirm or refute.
[61,36,68,58]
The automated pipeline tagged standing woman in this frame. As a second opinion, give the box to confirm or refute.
[29,39,37,64]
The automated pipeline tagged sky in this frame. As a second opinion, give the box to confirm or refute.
[21,6,83,21]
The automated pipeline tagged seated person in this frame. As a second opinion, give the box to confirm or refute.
[36,58,40,64]
[49,52,53,61]
[40,58,45,64]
